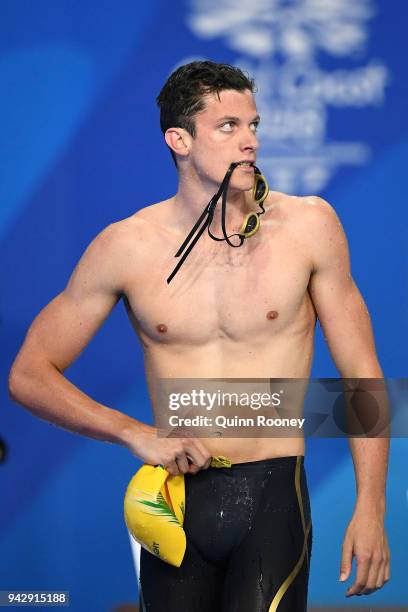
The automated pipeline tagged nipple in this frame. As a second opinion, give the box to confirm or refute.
[157,323,168,333]
[266,310,278,320]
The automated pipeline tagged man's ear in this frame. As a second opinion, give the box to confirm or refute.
[164,128,192,159]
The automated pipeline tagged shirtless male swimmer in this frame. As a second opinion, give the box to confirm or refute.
[9,61,390,611]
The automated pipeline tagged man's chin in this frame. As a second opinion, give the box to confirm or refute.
[228,179,254,193]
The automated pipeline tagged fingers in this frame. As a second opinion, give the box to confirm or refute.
[164,439,212,476]
[164,453,190,476]
[346,555,370,597]
[384,556,391,582]
[339,537,353,582]
[360,552,384,595]
[183,439,212,474]
[164,459,181,476]
[384,538,391,583]
[375,561,386,591]
[374,540,391,591]
[341,521,392,598]
[346,551,390,596]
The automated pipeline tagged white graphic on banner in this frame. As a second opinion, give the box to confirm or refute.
[185,0,390,193]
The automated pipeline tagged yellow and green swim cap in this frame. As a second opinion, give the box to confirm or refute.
[124,455,232,567]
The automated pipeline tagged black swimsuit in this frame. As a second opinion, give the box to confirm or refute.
[139,455,312,611]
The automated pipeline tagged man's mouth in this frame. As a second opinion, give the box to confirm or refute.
[235,161,255,172]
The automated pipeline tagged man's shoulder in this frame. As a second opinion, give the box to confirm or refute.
[102,199,169,242]
[264,192,343,256]
[111,198,173,236]
[266,190,316,208]
[268,190,333,213]
[300,194,336,215]
[298,195,343,240]
[271,192,339,227]
[289,194,347,265]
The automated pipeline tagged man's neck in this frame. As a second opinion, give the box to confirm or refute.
[171,172,254,235]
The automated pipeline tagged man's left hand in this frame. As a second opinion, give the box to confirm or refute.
[339,507,390,596]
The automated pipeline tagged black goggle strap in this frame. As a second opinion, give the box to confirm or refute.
[167,163,266,283]
[208,165,266,245]
[220,169,244,246]
[208,162,245,247]
[173,164,236,258]
[166,211,212,284]
[173,197,214,258]
[167,167,236,283]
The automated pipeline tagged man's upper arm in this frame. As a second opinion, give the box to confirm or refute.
[11,223,128,375]
[306,196,381,377]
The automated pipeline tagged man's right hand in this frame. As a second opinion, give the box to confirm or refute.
[122,423,212,476]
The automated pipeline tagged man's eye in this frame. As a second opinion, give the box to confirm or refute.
[220,122,235,131]
[219,121,259,132]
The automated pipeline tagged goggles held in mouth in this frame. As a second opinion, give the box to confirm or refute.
[166,162,269,284]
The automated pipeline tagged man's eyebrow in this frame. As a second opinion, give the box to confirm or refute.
[216,114,261,123]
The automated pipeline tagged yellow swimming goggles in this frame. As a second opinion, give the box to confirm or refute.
[236,168,269,238]
[167,162,269,283]
[124,456,232,567]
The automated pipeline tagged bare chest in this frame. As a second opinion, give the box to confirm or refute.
[123,223,314,346]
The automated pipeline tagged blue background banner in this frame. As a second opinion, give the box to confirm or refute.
[1,1,407,609]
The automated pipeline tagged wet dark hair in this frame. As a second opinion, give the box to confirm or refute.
[156,60,256,166]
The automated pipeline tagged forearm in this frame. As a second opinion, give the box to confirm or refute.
[348,436,389,516]
[8,363,151,447]
[341,369,390,515]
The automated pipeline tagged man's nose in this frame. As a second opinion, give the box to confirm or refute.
[240,127,259,152]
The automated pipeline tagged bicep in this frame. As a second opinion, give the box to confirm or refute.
[310,269,376,372]
[306,198,379,375]
[12,224,124,374]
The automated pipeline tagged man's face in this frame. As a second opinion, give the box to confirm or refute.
[189,89,260,192]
